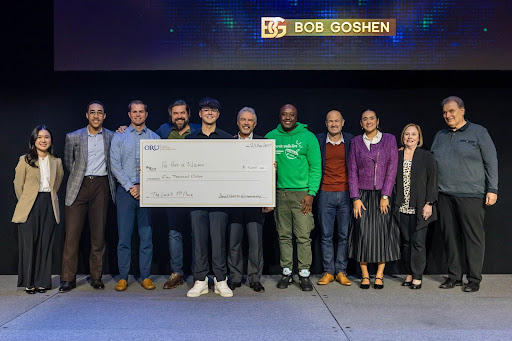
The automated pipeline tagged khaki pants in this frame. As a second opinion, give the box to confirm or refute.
[274,190,315,271]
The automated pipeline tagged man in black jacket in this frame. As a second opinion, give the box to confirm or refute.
[228,107,267,293]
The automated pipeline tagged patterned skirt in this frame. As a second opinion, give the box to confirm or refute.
[349,189,401,263]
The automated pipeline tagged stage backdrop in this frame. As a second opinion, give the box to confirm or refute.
[1,0,511,275]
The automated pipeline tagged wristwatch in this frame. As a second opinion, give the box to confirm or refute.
[427,202,434,206]
[382,195,389,200]
[352,197,361,202]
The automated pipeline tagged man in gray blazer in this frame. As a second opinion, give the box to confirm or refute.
[59,101,116,292]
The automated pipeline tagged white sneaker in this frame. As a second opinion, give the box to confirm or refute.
[214,277,233,297]
[186,278,209,297]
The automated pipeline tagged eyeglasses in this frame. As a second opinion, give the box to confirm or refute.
[201,108,219,113]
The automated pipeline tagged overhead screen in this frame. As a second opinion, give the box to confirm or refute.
[54,0,511,70]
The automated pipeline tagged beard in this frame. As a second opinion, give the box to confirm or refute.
[172,118,189,131]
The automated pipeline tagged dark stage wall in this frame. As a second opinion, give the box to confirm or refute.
[1,2,511,275]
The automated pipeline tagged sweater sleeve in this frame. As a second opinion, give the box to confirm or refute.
[306,134,322,196]
[479,127,499,194]
[381,135,398,197]
[348,139,359,198]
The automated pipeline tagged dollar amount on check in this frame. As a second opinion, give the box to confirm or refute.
[140,139,276,207]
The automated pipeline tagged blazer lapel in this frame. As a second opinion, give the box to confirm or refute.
[80,128,88,164]
[35,159,41,183]
[49,155,56,188]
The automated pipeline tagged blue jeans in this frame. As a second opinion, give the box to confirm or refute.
[166,208,189,276]
[116,186,153,280]
[318,190,351,274]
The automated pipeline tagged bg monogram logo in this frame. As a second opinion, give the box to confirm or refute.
[261,17,286,38]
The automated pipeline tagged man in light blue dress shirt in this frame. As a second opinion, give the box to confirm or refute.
[110,100,160,291]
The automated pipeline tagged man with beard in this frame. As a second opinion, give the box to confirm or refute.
[155,100,200,289]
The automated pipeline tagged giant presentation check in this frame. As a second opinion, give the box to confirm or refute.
[140,139,275,207]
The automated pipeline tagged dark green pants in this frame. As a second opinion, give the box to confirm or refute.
[275,190,315,271]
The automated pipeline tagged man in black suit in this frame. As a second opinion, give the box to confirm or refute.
[315,110,354,287]
[228,107,267,293]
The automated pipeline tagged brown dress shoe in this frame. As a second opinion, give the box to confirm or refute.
[317,273,335,285]
[336,272,352,286]
[163,273,184,289]
[141,278,156,290]
[115,279,128,291]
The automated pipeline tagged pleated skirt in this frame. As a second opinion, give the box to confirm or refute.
[349,189,400,263]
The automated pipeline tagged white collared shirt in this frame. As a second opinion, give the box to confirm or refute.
[38,156,51,192]
[363,131,382,151]
[238,132,253,140]
[326,133,345,146]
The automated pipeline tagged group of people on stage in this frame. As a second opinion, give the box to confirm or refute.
[12,95,498,296]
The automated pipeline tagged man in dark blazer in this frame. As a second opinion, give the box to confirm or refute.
[315,110,354,287]
[59,101,116,292]
[228,107,267,293]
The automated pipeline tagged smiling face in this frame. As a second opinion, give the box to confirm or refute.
[403,125,420,148]
[199,107,220,125]
[237,111,257,137]
[128,103,148,127]
[35,129,51,154]
[86,103,106,131]
[325,110,344,136]
[443,100,466,130]
[170,104,190,131]
[360,110,379,134]
[280,104,298,132]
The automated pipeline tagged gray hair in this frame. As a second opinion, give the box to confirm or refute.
[441,96,464,109]
[237,107,257,123]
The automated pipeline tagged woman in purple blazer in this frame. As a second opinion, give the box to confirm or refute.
[348,110,400,289]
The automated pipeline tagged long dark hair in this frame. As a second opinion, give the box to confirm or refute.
[25,125,56,168]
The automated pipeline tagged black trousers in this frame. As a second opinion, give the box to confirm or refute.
[438,193,486,284]
[228,221,263,283]
[18,193,57,289]
[399,213,428,280]
[190,210,228,281]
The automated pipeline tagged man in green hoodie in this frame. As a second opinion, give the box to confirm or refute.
[265,104,322,291]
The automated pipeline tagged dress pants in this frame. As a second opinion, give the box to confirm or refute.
[61,176,109,281]
[438,193,486,284]
[116,186,153,281]
[399,213,428,280]
[317,190,351,275]
[18,193,56,289]
[190,209,228,281]
[275,190,315,271]
[228,220,264,284]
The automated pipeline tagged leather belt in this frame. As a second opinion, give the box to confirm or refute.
[84,175,107,180]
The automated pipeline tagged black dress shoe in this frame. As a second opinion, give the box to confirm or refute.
[401,280,412,287]
[25,288,36,294]
[374,277,384,289]
[299,276,313,291]
[360,277,370,289]
[228,281,241,291]
[463,281,480,292]
[439,278,463,289]
[410,283,422,290]
[250,282,265,293]
[90,279,105,290]
[59,281,76,293]
[36,287,47,293]
[277,274,293,289]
